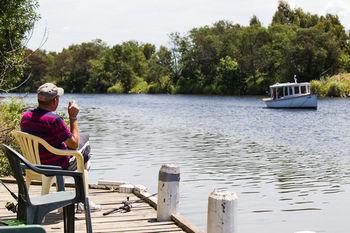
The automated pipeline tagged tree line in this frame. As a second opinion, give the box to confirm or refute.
[13,1,350,95]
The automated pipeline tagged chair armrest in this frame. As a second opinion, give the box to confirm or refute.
[21,163,84,193]
[35,164,62,170]
[26,164,65,190]
[3,144,87,199]
[41,146,85,172]
[21,163,82,178]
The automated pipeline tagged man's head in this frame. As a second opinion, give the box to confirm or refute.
[37,83,64,111]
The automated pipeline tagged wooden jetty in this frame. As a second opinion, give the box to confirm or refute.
[0,179,194,233]
[0,165,316,233]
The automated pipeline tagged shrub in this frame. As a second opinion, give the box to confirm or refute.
[148,76,175,94]
[107,81,125,94]
[326,81,346,97]
[130,80,149,94]
[311,80,326,96]
[0,98,25,176]
[311,73,350,97]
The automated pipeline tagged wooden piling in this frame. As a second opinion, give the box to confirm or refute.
[157,164,180,221]
[207,190,237,233]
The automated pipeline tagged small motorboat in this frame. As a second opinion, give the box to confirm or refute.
[263,79,317,109]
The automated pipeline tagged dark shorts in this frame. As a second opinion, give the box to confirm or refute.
[66,133,91,171]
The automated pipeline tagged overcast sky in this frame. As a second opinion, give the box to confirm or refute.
[27,0,350,52]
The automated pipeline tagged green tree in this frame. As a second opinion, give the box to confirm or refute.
[21,49,51,92]
[47,39,107,93]
[0,0,39,91]
[288,28,341,81]
[214,56,241,95]
[238,25,270,90]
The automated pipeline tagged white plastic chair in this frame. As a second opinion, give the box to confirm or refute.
[12,131,89,196]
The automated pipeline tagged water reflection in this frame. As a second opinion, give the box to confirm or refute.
[12,93,350,233]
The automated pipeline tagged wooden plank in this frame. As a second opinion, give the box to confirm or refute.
[0,179,196,233]
[171,214,204,233]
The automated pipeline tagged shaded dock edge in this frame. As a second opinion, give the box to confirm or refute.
[0,177,204,233]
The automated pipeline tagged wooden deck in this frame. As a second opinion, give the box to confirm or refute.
[0,182,188,233]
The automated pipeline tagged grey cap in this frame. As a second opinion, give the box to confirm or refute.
[37,83,64,102]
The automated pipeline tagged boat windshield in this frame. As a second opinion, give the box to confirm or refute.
[271,84,310,99]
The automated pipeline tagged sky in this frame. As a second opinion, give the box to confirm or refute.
[27,0,350,52]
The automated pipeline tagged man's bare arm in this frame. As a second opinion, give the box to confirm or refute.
[64,101,80,149]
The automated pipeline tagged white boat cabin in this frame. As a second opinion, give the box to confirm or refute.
[270,82,311,99]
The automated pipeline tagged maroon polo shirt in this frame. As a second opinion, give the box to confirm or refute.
[20,108,72,169]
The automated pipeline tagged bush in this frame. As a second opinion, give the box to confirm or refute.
[311,74,350,97]
[0,98,25,176]
[148,76,175,94]
[130,80,149,94]
[326,81,346,97]
[311,79,326,96]
[107,81,125,94]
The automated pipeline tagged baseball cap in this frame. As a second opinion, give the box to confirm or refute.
[37,83,64,102]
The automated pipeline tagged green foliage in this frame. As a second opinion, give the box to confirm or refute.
[130,78,149,94]
[148,76,175,94]
[327,81,346,97]
[0,98,25,176]
[0,0,39,91]
[214,56,241,95]
[339,53,350,72]
[13,1,350,97]
[311,74,350,97]
[107,81,125,94]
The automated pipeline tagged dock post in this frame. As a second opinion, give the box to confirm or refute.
[157,164,180,221]
[207,190,237,233]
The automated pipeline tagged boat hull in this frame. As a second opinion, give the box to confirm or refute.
[263,94,317,109]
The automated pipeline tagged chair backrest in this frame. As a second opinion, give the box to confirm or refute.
[2,145,31,205]
[12,131,85,172]
[12,131,42,165]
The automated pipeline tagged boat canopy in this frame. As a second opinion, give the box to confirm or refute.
[269,82,311,99]
[269,82,310,88]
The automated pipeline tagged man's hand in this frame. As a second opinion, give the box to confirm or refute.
[65,100,80,149]
[68,100,80,118]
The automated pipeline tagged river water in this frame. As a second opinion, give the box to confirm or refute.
[14,94,350,232]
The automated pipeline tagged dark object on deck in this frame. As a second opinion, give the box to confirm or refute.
[103,192,158,216]
[2,145,93,233]
[0,225,46,233]
[103,197,132,216]
[5,201,17,213]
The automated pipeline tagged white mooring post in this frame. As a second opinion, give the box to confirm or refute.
[207,190,237,233]
[157,164,180,221]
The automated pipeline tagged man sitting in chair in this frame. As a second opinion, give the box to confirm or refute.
[20,83,101,211]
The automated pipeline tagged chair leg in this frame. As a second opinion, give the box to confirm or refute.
[63,206,68,233]
[41,176,54,195]
[66,204,75,233]
[25,176,31,192]
[25,207,35,224]
[84,197,92,233]
[17,197,27,222]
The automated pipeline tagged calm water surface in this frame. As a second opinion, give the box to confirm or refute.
[17,94,350,233]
